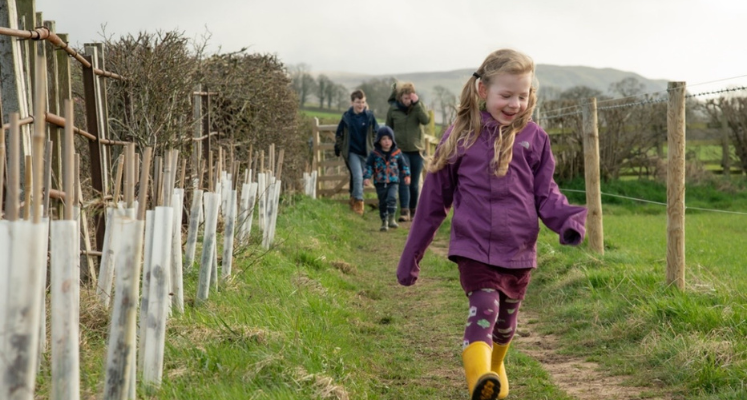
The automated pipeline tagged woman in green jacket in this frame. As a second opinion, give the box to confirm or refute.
[386,82,431,221]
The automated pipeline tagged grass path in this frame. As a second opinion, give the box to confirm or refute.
[349,206,669,399]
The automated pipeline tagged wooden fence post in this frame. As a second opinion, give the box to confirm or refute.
[93,43,112,162]
[201,89,211,163]
[44,20,63,207]
[81,51,106,251]
[666,82,686,290]
[720,114,731,177]
[582,97,604,254]
[0,0,30,190]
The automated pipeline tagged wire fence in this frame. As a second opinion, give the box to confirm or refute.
[559,188,747,216]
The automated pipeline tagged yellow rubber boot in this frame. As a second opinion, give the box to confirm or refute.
[491,342,510,399]
[462,341,501,400]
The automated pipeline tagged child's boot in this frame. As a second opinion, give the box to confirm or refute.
[387,214,399,229]
[462,341,500,400]
[380,218,388,231]
[348,197,355,210]
[491,342,510,399]
[397,209,410,222]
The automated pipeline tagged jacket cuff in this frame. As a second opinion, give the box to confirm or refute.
[559,219,586,246]
[396,251,421,286]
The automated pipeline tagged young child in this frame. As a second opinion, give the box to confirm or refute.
[396,49,587,400]
[335,89,379,215]
[363,126,411,231]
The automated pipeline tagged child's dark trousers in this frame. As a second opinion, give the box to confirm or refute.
[375,182,399,220]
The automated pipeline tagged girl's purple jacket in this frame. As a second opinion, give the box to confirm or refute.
[397,112,587,286]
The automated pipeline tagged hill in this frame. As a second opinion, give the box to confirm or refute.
[314,65,669,105]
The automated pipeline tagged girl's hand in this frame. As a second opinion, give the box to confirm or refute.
[410,93,419,103]
[363,179,371,187]
[404,176,411,185]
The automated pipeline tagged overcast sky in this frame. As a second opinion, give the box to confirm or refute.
[36,0,747,90]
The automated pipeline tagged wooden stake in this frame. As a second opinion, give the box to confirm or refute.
[276,149,285,181]
[0,146,4,219]
[77,154,97,282]
[63,100,74,221]
[6,114,20,221]
[218,147,223,175]
[112,155,124,206]
[0,116,5,219]
[666,82,686,290]
[198,159,205,191]
[162,152,172,208]
[179,158,186,190]
[137,148,153,221]
[25,155,32,220]
[125,144,135,208]
[582,98,603,254]
[154,156,163,207]
[43,140,52,218]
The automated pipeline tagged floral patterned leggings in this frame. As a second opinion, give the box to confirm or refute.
[463,288,522,348]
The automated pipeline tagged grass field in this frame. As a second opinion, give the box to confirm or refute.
[300,106,345,125]
[34,178,747,399]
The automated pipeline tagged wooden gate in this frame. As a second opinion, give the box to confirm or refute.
[311,118,377,205]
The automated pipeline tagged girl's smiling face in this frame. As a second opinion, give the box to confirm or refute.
[479,72,532,126]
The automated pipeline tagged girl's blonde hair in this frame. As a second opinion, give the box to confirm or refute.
[429,49,538,177]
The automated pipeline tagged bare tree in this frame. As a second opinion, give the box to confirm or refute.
[324,81,341,109]
[357,77,396,117]
[314,74,330,108]
[707,96,747,173]
[609,77,646,98]
[432,85,456,127]
[559,85,602,101]
[289,64,316,107]
[541,80,672,181]
[334,84,349,111]
[105,30,200,152]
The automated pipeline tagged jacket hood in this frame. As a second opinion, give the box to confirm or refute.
[387,83,398,103]
[374,125,397,151]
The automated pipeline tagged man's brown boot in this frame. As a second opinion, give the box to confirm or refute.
[354,200,365,216]
[397,209,410,222]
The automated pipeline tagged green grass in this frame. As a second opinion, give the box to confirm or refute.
[34,178,747,399]
[300,106,345,125]
[559,177,747,213]
[528,178,747,399]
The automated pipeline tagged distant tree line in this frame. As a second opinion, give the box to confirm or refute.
[288,65,458,129]
[539,77,746,182]
[288,63,351,111]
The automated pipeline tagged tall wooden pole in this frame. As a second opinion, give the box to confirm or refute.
[0,0,30,192]
[63,100,74,220]
[44,20,62,196]
[81,53,106,251]
[582,98,603,254]
[666,82,686,290]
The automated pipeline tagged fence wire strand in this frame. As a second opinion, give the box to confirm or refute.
[539,81,747,122]
[560,188,747,215]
